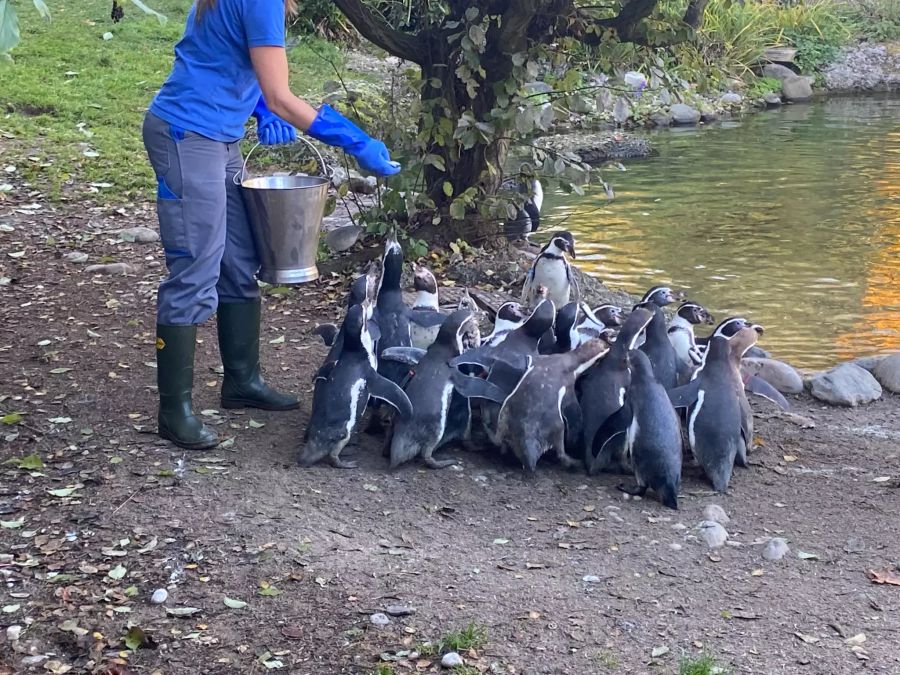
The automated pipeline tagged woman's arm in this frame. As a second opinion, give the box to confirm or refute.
[249,46,318,131]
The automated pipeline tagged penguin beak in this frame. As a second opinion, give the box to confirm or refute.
[752,323,765,335]
[704,311,715,325]
[568,242,577,259]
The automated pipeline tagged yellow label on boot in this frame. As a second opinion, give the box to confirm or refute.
[156,337,166,350]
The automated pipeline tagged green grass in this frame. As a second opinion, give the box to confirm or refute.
[438,622,488,653]
[0,0,344,202]
[679,654,725,675]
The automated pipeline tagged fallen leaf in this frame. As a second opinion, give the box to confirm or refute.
[798,551,820,561]
[281,625,304,639]
[2,604,20,613]
[492,538,510,545]
[108,564,127,580]
[5,453,43,470]
[165,607,202,617]
[223,597,247,609]
[48,417,72,424]
[783,454,797,462]
[124,626,147,651]
[269,335,285,344]
[1,412,24,425]
[248,419,265,429]
[49,367,73,374]
[48,485,82,498]
[751,569,764,577]
[1,517,25,529]
[259,586,282,597]
[867,568,900,586]
[794,632,820,644]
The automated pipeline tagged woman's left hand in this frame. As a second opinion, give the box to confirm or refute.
[257,115,297,145]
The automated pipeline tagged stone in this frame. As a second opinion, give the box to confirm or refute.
[720,92,743,105]
[64,251,89,264]
[872,353,900,393]
[322,79,342,94]
[119,226,160,243]
[762,63,797,81]
[441,652,464,668]
[384,604,415,617]
[697,521,728,549]
[150,588,168,604]
[702,504,730,525]
[582,575,602,583]
[369,612,391,627]
[762,537,790,561]
[6,625,21,641]
[809,363,882,406]
[649,112,672,127]
[670,103,701,125]
[324,225,363,253]
[823,43,900,91]
[742,357,804,394]
[781,75,813,102]
[852,355,886,372]
[763,92,782,107]
[745,346,771,359]
[700,109,720,123]
[85,263,136,275]
[669,543,682,551]
[348,172,377,195]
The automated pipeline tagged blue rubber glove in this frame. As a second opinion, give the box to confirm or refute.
[306,104,401,177]
[252,95,297,146]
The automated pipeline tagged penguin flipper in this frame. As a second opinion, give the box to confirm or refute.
[667,381,701,410]
[380,346,427,366]
[449,346,497,370]
[589,403,633,475]
[409,309,446,328]
[313,360,338,383]
[367,320,381,343]
[561,390,584,454]
[449,370,509,403]
[366,373,414,420]
[744,374,790,411]
[313,323,339,347]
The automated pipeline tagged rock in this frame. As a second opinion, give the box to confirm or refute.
[872,353,900,393]
[441,652,464,668]
[329,166,349,188]
[763,63,797,81]
[6,625,21,641]
[150,588,168,604]
[823,43,900,91]
[348,172,377,195]
[742,358,804,394]
[697,521,728,549]
[119,226,160,243]
[369,612,391,627]
[700,109,720,123]
[852,355,886,372]
[64,251,89,264]
[539,132,653,165]
[582,575,602,583]
[670,103,701,125]
[809,363,882,406]
[702,504,730,525]
[21,656,48,667]
[384,604,415,617]
[745,346,771,359]
[322,79,342,94]
[669,543,682,551]
[649,112,672,127]
[762,537,790,561]
[763,92,782,107]
[85,263,136,275]
[781,75,813,102]
[720,92,743,105]
[324,225,363,253]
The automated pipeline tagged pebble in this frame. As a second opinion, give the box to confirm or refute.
[762,538,790,561]
[697,521,728,549]
[64,251,89,264]
[6,625,22,641]
[809,363,882,406]
[649,111,673,127]
[873,353,900,394]
[669,543,682,551]
[582,575,602,583]
[763,92,782,106]
[150,588,168,604]
[369,612,391,627]
[384,604,415,617]
[441,652,464,668]
[85,262,136,275]
[21,656,48,667]
[702,504,730,525]
[119,226,160,243]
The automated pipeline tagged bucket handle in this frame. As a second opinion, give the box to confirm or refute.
[234,135,332,186]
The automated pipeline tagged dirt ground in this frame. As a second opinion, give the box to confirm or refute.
[1,194,899,675]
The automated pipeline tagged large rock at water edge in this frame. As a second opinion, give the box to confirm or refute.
[649,111,673,127]
[809,363,882,406]
[742,357,803,394]
[873,353,900,394]
[670,103,701,125]
[720,92,743,106]
[781,76,813,102]
[763,63,797,81]
[763,92,783,107]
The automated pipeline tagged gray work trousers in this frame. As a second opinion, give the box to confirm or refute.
[142,111,259,326]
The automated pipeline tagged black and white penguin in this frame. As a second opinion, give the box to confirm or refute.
[311,271,379,379]
[592,349,682,509]
[383,310,481,469]
[409,264,441,350]
[578,307,655,472]
[539,302,580,354]
[481,302,527,347]
[502,176,544,237]
[298,303,413,469]
[636,285,684,390]
[572,303,625,347]
[668,326,760,491]
[521,231,576,309]
[667,301,715,384]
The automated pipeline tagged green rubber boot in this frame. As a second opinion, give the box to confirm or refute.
[217,300,300,411]
[156,325,219,450]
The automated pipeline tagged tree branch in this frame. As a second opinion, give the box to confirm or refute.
[333,0,424,64]
[682,0,709,28]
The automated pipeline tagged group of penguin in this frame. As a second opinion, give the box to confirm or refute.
[300,231,790,510]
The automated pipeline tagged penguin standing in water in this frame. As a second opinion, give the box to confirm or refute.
[667,301,715,384]
[382,310,481,469]
[668,326,761,491]
[409,264,441,350]
[298,304,413,469]
[521,232,577,309]
[636,285,684,390]
[592,349,682,509]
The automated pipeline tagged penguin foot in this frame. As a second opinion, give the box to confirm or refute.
[617,482,648,497]
[329,454,358,469]
[424,456,458,470]
[555,450,582,471]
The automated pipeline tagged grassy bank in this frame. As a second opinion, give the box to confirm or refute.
[0,0,344,202]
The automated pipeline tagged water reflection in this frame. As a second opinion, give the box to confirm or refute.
[543,94,900,368]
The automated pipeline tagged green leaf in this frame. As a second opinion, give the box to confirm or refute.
[1,517,24,529]
[449,199,467,221]
[223,597,247,609]
[31,0,50,21]
[1,412,23,425]
[5,453,43,470]
[124,626,146,651]
[49,367,72,375]
[248,419,265,429]
[0,1,21,58]
[259,586,282,597]
[108,564,127,580]
[47,485,80,497]
[129,0,167,25]
[798,551,820,560]
[423,154,446,172]
[442,181,453,198]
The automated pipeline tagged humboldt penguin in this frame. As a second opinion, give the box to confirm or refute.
[481,302,527,347]
[668,301,715,384]
[409,264,441,350]
[384,310,481,469]
[592,349,682,509]
[578,307,655,472]
[521,231,576,309]
[572,303,625,347]
[298,303,413,469]
[311,271,379,378]
[502,175,544,237]
[636,285,684,390]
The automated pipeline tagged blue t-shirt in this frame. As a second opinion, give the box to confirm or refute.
[149,0,286,142]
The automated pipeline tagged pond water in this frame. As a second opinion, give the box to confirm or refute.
[543,94,900,369]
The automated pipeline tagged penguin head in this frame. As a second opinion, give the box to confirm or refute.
[348,270,378,308]
[342,303,367,345]
[729,325,761,359]
[627,348,655,379]
[524,298,556,337]
[619,306,656,350]
[437,309,481,354]
[496,302,526,325]
[641,285,684,307]
[377,234,404,293]
[711,316,753,339]
[412,263,438,295]
[592,304,625,327]
[556,302,580,336]
[547,231,576,259]
[677,301,715,326]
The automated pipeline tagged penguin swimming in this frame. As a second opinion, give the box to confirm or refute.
[409,264,441,350]
[299,303,414,469]
[668,301,715,384]
[636,285,685,390]
[383,310,482,469]
[592,349,682,509]
[521,231,576,309]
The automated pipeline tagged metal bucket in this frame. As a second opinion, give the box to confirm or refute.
[236,138,330,284]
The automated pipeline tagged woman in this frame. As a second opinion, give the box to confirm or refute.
[143,0,399,450]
